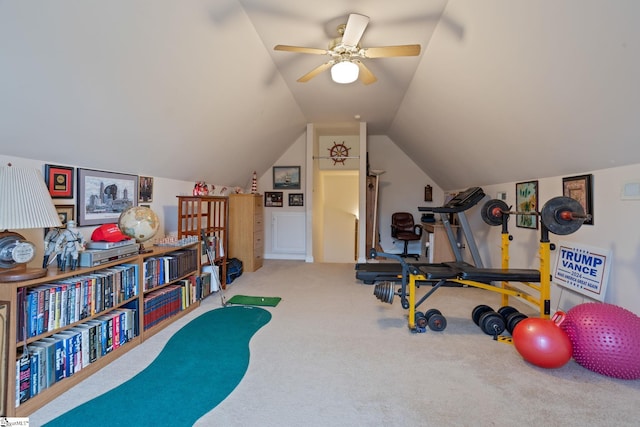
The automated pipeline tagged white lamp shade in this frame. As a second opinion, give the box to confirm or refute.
[0,165,63,229]
[331,61,359,84]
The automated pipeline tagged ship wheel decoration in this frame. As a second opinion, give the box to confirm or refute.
[328,141,351,165]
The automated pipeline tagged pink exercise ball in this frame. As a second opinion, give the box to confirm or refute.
[559,302,640,380]
[512,313,573,369]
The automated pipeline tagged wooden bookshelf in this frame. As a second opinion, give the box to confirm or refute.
[177,196,228,288]
[0,242,208,417]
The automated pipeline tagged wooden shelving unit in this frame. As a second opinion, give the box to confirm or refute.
[177,196,228,288]
[0,242,205,417]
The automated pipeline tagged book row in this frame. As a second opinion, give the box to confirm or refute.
[17,307,138,406]
[142,272,213,330]
[143,248,198,291]
[18,264,139,341]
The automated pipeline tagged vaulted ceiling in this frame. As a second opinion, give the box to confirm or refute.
[1,1,639,191]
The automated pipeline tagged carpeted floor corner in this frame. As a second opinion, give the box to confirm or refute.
[44,306,271,427]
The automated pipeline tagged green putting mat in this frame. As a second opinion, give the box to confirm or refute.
[227,295,282,307]
[44,306,271,427]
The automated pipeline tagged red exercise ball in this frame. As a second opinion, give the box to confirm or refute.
[512,312,573,369]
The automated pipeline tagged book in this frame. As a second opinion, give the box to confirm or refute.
[17,353,31,404]
[29,340,57,388]
[40,336,66,382]
[70,325,91,368]
[28,345,47,395]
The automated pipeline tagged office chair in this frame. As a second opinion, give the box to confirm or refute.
[391,212,422,260]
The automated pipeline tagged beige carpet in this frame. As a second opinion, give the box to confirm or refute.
[30,260,640,426]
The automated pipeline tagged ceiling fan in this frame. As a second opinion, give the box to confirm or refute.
[274,13,421,85]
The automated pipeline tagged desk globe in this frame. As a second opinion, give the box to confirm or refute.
[118,206,160,253]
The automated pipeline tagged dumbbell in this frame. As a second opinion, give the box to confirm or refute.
[414,309,447,331]
[414,311,428,330]
[497,305,528,334]
[425,308,447,331]
[471,304,506,336]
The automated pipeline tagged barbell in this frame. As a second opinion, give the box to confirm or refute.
[481,196,591,235]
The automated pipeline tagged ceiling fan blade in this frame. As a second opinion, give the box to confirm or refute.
[341,13,369,46]
[274,45,328,55]
[363,44,421,58]
[355,61,377,85]
[297,61,334,82]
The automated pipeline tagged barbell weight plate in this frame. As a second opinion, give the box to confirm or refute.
[373,281,395,304]
[424,308,442,320]
[472,304,494,325]
[414,312,428,329]
[479,311,506,336]
[497,305,519,320]
[540,196,585,235]
[480,199,510,226]
[428,314,447,331]
[506,312,528,334]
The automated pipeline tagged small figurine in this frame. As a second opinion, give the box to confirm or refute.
[54,220,86,271]
[43,227,63,268]
[251,171,257,194]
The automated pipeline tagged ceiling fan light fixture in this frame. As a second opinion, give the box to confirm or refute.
[331,60,359,84]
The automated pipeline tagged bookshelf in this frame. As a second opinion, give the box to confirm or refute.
[177,196,228,288]
[0,242,210,417]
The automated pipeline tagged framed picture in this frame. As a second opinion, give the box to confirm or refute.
[264,191,283,207]
[424,185,433,202]
[139,176,154,203]
[77,168,138,226]
[44,204,74,238]
[44,164,74,198]
[289,193,304,207]
[273,166,301,190]
[563,174,594,225]
[515,180,538,229]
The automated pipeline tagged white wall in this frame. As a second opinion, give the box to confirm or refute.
[367,135,444,254]
[259,133,307,260]
[0,154,196,268]
[468,163,640,315]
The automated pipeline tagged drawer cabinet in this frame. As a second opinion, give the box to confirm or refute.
[229,194,264,272]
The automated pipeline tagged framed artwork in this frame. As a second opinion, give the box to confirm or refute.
[289,193,304,207]
[44,204,74,238]
[515,180,538,229]
[264,191,283,207]
[563,174,594,225]
[77,168,138,226]
[139,176,154,202]
[273,166,301,189]
[424,185,433,202]
[44,164,74,198]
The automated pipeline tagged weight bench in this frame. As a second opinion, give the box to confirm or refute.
[440,262,541,283]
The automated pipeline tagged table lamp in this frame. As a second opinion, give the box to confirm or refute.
[0,164,63,282]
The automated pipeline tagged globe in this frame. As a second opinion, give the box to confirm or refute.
[118,206,160,251]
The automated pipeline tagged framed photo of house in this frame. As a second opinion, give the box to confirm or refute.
[515,180,538,229]
[264,191,283,207]
[139,176,154,202]
[44,164,74,198]
[273,166,301,189]
[77,168,138,226]
[289,193,304,207]
[563,174,593,225]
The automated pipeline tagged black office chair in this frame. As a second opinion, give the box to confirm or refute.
[391,212,422,260]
